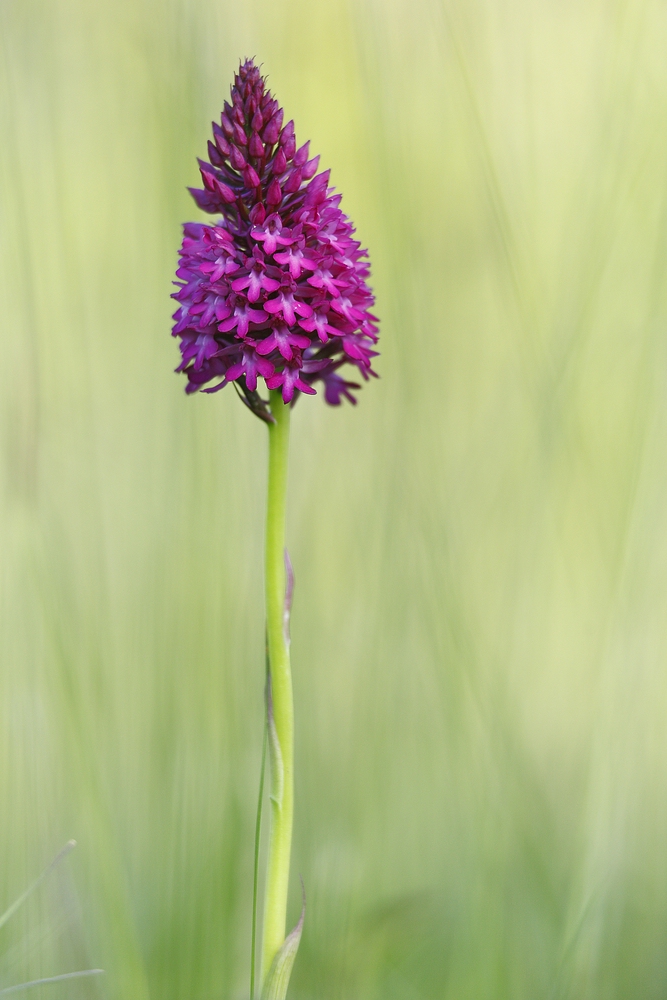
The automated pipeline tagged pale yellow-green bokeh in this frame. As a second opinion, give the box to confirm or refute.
[2,1,667,997]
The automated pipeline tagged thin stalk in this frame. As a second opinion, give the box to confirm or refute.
[250,679,268,1000]
[261,390,294,988]
[0,971,104,995]
[0,840,76,932]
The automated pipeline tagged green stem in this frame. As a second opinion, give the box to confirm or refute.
[261,390,294,988]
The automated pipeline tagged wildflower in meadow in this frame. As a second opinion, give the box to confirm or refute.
[172,59,378,1000]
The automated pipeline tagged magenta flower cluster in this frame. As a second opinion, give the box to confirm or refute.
[172,60,378,409]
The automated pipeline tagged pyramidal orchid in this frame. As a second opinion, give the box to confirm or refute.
[171,59,379,999]
[172,58,378,417]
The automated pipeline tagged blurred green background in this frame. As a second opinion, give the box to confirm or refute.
[2,0,667,997]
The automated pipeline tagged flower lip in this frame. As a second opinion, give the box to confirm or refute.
[172,58,378,407]
[250,213,295,256]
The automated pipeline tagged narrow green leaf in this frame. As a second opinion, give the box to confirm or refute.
[260,889,305,1000]
[251,650,270,1000]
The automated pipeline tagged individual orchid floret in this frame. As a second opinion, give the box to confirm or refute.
[172,59,379,415]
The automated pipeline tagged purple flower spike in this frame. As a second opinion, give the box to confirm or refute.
[172,59,379,413]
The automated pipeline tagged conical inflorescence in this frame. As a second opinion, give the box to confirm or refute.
[172,59,379,408]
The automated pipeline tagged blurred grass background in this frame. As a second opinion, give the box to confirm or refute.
[2,0,667,997]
